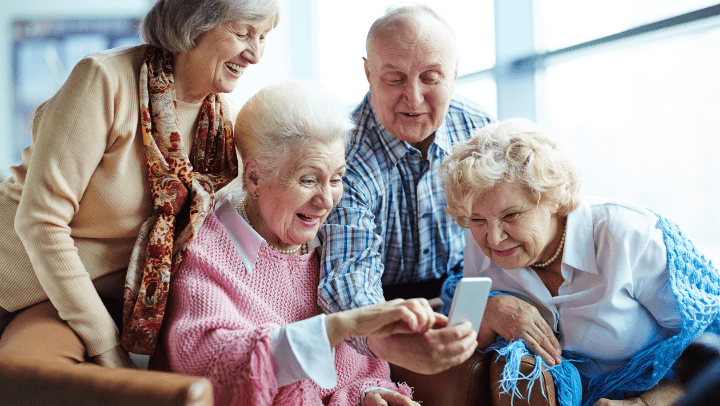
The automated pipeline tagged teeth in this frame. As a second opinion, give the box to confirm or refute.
[225,62,242,73]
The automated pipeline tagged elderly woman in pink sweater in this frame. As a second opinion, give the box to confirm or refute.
[164,80,438,406]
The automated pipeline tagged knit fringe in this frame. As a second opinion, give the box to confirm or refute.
[238,329,279,406]
[489,339,546,406]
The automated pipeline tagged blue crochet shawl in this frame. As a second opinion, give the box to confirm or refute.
[483,213,720,406]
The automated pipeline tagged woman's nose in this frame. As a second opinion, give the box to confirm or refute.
[486,223,506,246]
[315,185,334,209]
[243,39,264,65]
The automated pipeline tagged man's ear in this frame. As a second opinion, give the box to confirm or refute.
[363,57,371,83]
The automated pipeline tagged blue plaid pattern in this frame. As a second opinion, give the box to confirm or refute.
[318,92,493,354]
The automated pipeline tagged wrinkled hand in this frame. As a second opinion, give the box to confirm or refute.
[593,398,647,406]
[367,316,478,375]
[91,345,136,368]
[326,298,436,347]
[593,380,682,406]
[364,389,419,406]
[482,295,562,365]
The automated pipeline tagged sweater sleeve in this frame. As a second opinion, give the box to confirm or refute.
[167,251,283,406]
[14,55,120,356]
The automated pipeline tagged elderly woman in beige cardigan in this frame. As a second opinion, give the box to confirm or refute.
[0,0,278,368]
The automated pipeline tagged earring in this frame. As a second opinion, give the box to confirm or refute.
[252,193,258,200]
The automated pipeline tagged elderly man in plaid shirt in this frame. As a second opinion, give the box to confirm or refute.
[319,3,493,374]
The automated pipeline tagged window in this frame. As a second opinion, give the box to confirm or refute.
[314,0,495,112]
[10,18,143,166]
[541,25,720,260]
[534,0,719,51]
[530,2,720,261]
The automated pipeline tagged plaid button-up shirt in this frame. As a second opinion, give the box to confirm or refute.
[318,92,493,354]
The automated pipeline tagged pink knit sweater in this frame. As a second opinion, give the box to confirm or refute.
[165,213,411,406]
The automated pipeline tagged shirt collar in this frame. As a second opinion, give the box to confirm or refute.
[214,189,322,273]
[214,190,263,273]
[562,198,599,276]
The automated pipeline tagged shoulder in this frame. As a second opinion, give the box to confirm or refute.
[184,212,241,272]
[347,95,377,155]
[585,196,661,247]
[447,95,494,123]
[219,94,240,121]
[345,96,385,179]
[445,95,495,142]
[63,45,145,94]
[77,45,146,76]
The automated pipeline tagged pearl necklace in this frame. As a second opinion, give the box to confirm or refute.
[235,198,307,255]
[532,223,566,268]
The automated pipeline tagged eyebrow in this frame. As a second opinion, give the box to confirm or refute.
[296,163,347,174]
[471,205,525,218]
[379,63,444,71]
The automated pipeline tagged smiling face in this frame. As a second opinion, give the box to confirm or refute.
[248,138,346,250]
[173,17,275,103]
[468,181,563,270]
[364,15,457,150]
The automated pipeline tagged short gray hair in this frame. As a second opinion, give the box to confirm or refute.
[441,118,583,226]
[365,2,456,58]
[141,0,280,53]
[234,80,354,186]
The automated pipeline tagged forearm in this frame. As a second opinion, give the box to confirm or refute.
[638,380,683,406]
[325,312,350,347]
[15,218,119,356]
[476,318,498,349]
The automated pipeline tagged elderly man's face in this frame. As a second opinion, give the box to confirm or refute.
[364,18,457,149]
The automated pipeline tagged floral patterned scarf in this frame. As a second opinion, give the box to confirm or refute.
[121,46,238,355]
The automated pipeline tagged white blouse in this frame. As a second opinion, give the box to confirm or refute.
[464,196,682,376]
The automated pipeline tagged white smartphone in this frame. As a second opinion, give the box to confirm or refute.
[447,277,492,334]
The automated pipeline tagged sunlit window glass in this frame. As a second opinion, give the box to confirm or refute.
[534,0,719,51]
[540,26,720,261]
[315,0,495,107]
[455,78,497,120]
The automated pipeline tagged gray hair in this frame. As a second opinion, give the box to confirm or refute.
[441,118,583,226]
[365,2,456,59]
[234,80,354,186]
[141,0,280,53]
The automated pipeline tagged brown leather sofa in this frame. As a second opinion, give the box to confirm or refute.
[390,351,556,406]
[0,356,213,406]
[0,350,556,406]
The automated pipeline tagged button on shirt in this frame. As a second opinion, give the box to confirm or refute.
[463,197,682,376]
[318,93,493,354]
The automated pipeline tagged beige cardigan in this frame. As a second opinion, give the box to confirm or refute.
[0,45,238,356]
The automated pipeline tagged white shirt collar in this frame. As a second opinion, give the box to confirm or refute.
[214,189,322,273]
[562,199,600,277]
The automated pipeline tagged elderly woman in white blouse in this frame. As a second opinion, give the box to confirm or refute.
[439,118,720,406]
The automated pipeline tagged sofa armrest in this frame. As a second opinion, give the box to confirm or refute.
[390,351,491,406]
[0,356,213,406]
[489,354,557,406]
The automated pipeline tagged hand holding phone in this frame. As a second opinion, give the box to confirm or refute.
[447,277,492,334]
